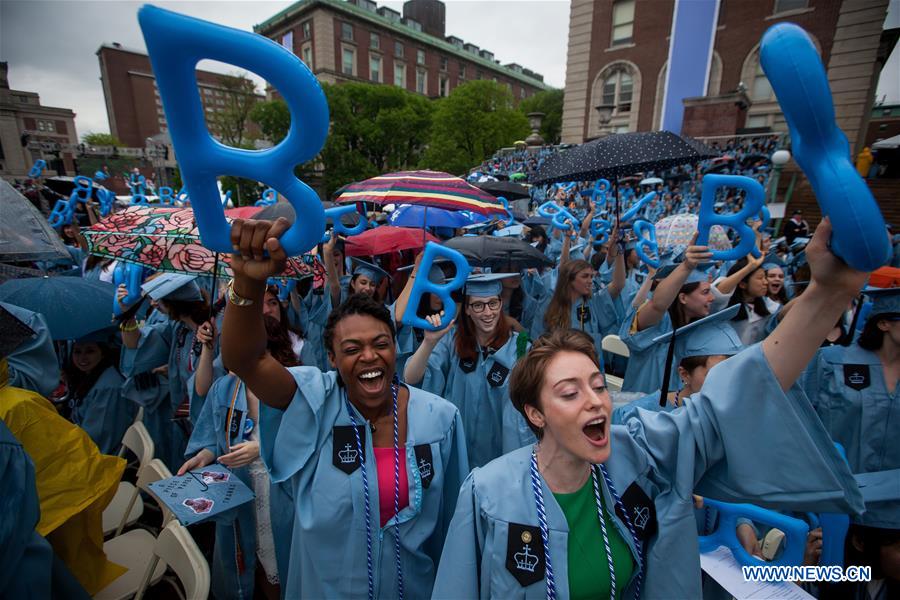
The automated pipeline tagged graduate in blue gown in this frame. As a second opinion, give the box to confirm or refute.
[433,220,868,599]
[118,273,218,469]
[1,301,60,398]
[221,218,469,599]
[531,232,626,365]
[404,273,535,468]
[802,287,900,531]
[65,328,137,455]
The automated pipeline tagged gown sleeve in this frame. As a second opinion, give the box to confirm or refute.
[185,375,227,459]
[2,304,60,399]
[258,367,339,484]
[624,343,864,516]
[120,320,174,377]
[424,409,470,567]
[422,333,453,397]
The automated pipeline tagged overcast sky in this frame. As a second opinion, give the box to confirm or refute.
[0,0,570,138]
[1,0,897,141]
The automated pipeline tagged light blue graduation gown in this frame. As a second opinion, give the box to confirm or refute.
[422,330,535,469]
[290,287,332,371]
[618,306,678,394]
[432,344,864,599]
[120,320,207,469]
[531,289,622,368]
[612,391,675,425]
[1,302,60,399]
[390,302,419,377]
[69,366,137,455]
[185,374,292,600]
[259,367,469,599]
[802,343,900,529]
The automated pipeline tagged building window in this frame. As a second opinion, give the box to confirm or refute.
[416,68,427,94]
[204,88,213,95]
[459,64,466,80]
[370,32,380,50]
[751,60,773,101]
[394,62,406,87]
[302,44,313,68]
[520,87,526,99]
[394,41,404,58]
[281,31,294,52]
[602,69,633,112]
[37,120,55,132]
[370,56,382,82]
[417,49,425,65]
[773,0,807,13]
[440,56,448,71]
[341,22,354,41]
[301,20,311,39]
[439,75,448,97]
[746,114,769,128]
[342,47,355,76]
[611,0,635,46]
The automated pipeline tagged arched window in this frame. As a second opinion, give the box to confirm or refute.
[589,61,642,136]
[602,69,634,112]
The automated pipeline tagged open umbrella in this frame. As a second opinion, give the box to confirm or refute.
[639,177,663,187]
[388,204,488,229]
[654,213,730,252]
[444,235,553,271]
[531,131,718,185]
[83,206,321,281]
[336,170,507,216]
[0,276,115,340]
[476,180,531,200]
[0,179,70,262]
[344,226,439,257]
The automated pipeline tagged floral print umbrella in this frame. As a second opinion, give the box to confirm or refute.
[84,206,323,283]
[654,213,731,254]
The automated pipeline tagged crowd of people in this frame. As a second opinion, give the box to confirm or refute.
[2,138,899,600]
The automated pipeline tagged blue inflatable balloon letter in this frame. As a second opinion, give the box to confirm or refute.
[401,242,471,331]
[697,174,764,261]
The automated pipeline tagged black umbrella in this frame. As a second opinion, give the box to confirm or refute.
[530,131,718,185]
[522,216,552,227]
[476,181,531,200]
[444,235,553,271]
[43,176,109,202]
[0,179,70,263]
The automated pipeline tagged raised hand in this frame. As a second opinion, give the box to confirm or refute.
[230,217,290,282]
[423,313,453,344]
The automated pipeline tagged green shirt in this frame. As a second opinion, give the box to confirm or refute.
[553,477,635,600]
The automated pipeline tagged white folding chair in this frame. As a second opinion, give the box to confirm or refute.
[95,460,175,600]
[601,334,630,392]
[134,521,210,600]
[104,422,155,536]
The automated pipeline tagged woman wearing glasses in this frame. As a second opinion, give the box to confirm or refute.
[404,273,535,468]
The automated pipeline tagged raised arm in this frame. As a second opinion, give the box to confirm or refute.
[606,228,626,299]
[394,252,424,327]
[222,218,297,409]
[631,265,657,309]
[762,219,867,391]
[321,235,342,309]
[635,240,712,331]
[403,314,452,385]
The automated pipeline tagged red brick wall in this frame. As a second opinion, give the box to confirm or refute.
[682,100,747,138]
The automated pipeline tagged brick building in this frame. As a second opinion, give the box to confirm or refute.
[561,0,894,156]
[0,62,78,179]
[96,43,265,149]
[254,0,549,100]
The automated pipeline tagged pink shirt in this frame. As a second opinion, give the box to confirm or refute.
[373,447,409,527]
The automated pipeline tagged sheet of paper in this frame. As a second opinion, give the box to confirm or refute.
[147,463,255,526]
[700,545,815,600]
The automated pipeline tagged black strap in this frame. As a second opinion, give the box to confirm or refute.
[659,333,677,407]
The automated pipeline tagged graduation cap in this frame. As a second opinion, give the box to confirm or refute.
[863,287,900,318]
[141,273,203,302]
[465,273,518,298]
[789,237,810,253]
[762,253,786,271]
[349,257,390,285]
[76,326,120,345]
[653,262,715,284]
[651,305,742,406]
[0,304,36,361]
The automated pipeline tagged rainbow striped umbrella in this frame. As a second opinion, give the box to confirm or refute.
[335,170,507,216]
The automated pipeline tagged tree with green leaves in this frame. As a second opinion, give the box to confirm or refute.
[82,132,122,146]
[209,72,263,205]
[423,80,530,175]
[250,82,434,197]
[518,88,563,145]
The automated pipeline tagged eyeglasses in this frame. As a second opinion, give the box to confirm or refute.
[468,299,501,313]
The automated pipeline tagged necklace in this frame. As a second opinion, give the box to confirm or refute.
[529,448,644,599]
[345,377,404,600]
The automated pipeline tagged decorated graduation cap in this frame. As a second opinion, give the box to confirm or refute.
[465,273,518,298]
[141,273,203,302]
[349,257,390,284]
[863,286,900,318]
[652,304,742,406]
[0,304,35,361]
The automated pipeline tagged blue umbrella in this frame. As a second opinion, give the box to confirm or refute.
[0,276,116,340]
[388,204,488,229]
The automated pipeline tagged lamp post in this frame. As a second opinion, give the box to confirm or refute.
[769,149,791,204]
[594,103,615,138]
